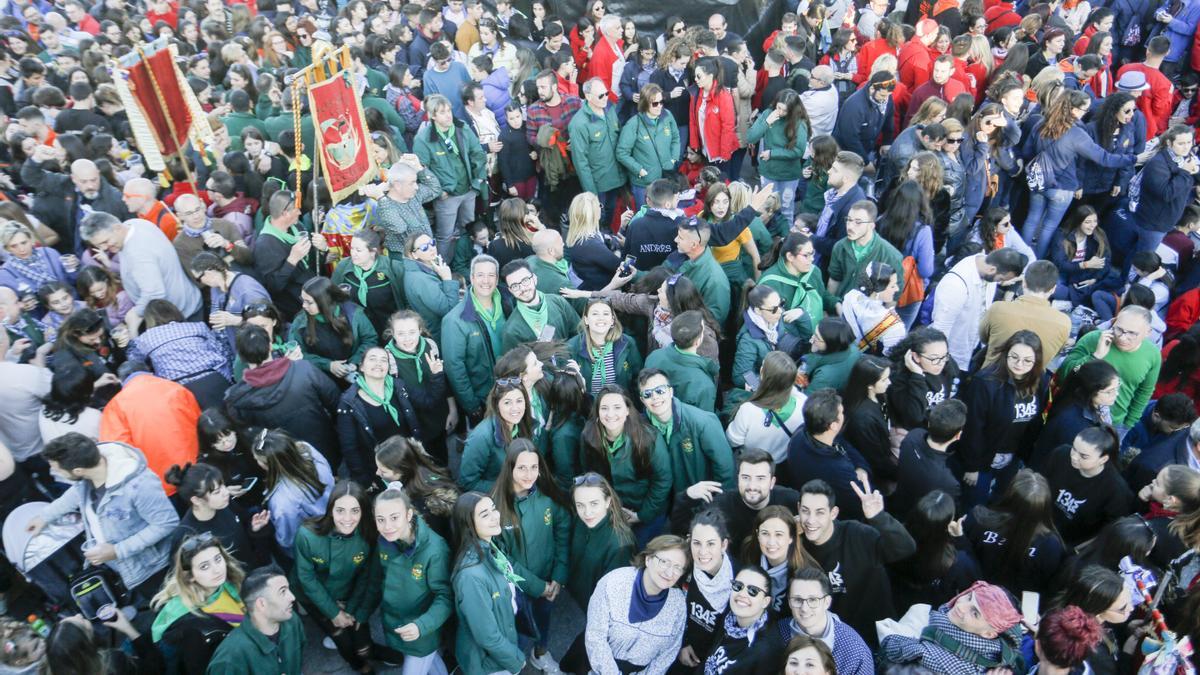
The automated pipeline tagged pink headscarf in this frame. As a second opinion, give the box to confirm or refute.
[950,581,1022,633]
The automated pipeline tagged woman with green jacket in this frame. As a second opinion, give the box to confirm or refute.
[452,492,527,675]
[290,481,375,673]
[289,277,378,382]
[579,385,672,546]
[491,440,571,673]
[733,285,796,390]
[758,232,838,328]
[365,486,453,673]
[802,317,861,393]
[567,472,635,608]
[459,379,536,494]
[616,82,680,208]
[400,231,461,343]
[745,89,810,227]
[567,298,643,395]
[329,229,406,337]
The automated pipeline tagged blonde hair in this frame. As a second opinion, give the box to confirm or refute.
[870,53,898,77]
[910,97,948,126]
[0,220,34,248]
[727,181,751,212]
[565,192,602,246]
[968,35,995,75]
[941,118,965,135]
[151,538,247,614]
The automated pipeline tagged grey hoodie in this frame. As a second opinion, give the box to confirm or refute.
[39,442,179,589]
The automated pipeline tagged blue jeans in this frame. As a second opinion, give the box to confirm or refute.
[761,176,800,230]
[963,459,1022,510]
[1135,225,1167,254]
[631,185,647,211]
[1023,188,1074,259]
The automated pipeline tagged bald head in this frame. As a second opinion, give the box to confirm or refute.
[531,228,563,260]
[122,177,157,215]
[71,159,101,199]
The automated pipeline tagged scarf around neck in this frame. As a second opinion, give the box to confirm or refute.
[7,250,57,286]
[630,568,670,623]
[351,259,381,306]
[489,541,525,585]
[471,288,503,331]
[515,291,549,335]
[388,338,426,383]
[692,554,733,612]
[747,308,779,347]
[260,218,309,267]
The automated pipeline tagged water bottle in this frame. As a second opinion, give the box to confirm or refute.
[26,615,49,638]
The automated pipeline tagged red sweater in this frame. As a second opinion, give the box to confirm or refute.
[587,36,625,103]
[1117,63,1174,137]
[689,86,738,162]
[898,37,934,90]
[855,37,897,85]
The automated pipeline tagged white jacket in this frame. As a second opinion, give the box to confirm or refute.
[800,85,840,138]
[931,255,997,371]
[726,391,807,465]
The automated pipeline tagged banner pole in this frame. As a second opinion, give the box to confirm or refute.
[135,45,194,187]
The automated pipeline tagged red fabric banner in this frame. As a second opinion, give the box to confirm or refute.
[307,72,374,204]
[126,47,191,156]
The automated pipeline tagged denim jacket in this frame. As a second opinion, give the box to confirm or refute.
[38,442,179,589]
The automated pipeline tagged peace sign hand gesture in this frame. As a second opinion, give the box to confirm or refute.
[851,475,884,520]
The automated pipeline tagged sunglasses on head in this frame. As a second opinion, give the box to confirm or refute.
[495,376,523,388]
[179,531,218,556]
[573,472,604,487]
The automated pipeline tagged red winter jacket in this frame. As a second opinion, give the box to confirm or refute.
[898,37,934,90]
[689,86,738,162]
[587,36,625,103]
[1165,288,1200,341]
[1117,63,1174,137]
[855,37,898,85]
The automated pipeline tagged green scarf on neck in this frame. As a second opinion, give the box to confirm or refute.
[647,411,673,446]
[387,338,425,383]
[850,237,873,261]
[489,541,525,585]
[770,396,798,428]
[603,432,626,456]
[471,288,503,331]
[351,259,380,306]
[356,373,400,427]
[589,339,613,391]
[515,292,549,335]
[551,258,570,277]
[260,218,308,268]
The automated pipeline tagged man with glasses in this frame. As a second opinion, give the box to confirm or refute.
[799,64,839,137]
[497,259,579,352]
[930,247,1026,371]
[170,192,251,272]
[795,479,914,648]
[617,84,680,209]
[780,568,874,675]
[121,176,179,240]
[637,368,733,497]
[441,255,510,425]
[413,93,487,259]
[1059,306,1163,434]
[568,77,625,228]
[826,201,905,302]
[204,170,257,243]
[671,218,731,323]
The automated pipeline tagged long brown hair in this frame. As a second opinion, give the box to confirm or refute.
[252,428,325,500]
[491,438,566,546]
[747,351,799,411]
[304,479,376,540]
[581,385,657,479]
[374,436,458,517]
[739,505,819,572]
[1060,206,1109,260]
[571,472,634,546]
[1040,90,1087,140]
[300,276,353,348]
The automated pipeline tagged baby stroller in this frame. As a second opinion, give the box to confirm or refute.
[1,502,127,624]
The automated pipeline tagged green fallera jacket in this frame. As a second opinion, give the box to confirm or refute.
[649,398,735,493]
[452,546,526,675]
[567,333,644,393]
[440,290,508,415]
[495,489,570,598]
[568,514,633,608]
[500,292,580,353]
[643,345,719,413]
[290,526,373,622]
[567,104,626,194]
[670,249,731,324]
[205,612,305,674]
[616,112,680,187]
[361,516,453,656]
[401,258,461,343]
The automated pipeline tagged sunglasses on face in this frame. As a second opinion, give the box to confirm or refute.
[640,385,671,400]
[731,579,767,597]
[944,137,963,145]
[649,99,663,107]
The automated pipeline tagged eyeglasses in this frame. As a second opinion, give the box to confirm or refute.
[731,579,768,597]
[415,240,436,252]
[1006,353,1036,367]
[649,99,663,107]
[788,594,828,609]
[265,176,287,189]
[1112,326,1139,339]
[651,555,686,576]
[176,207,205,218]
[297,32,311,40]
[640,384,672,400]
[506,274,536,290]
[573,472,604,487]
[918,352,949,364]
[944,137,963,145]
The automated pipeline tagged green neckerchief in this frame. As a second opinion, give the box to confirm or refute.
[849,237,873,261]
[260,218,308,268]
[603,432,626,456]
[551,258,570,276]
[356,374,400,427]
[312,305,342,324]
[489,541,525,585]
[387,338,425,383]
[589,339,614,389]
[436,124,460,156]
[515,292,549,335]
[351,259,381,306]
[471,288,503,332]
[770,396,798,428]
[761,267,824,323]
[648,411,673,446]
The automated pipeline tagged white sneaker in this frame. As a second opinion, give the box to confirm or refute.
[530,650,561,674]
[322,636,337,650]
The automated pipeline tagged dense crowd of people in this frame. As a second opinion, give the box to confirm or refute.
[0,0,1199,672]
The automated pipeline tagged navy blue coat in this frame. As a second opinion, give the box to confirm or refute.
[784,432,871,521]
[1022,121,1134,192]
[1048,230,1122,304]
[1078,116,1144,196]
[1132,151,1200,233]
[832,86,893,165]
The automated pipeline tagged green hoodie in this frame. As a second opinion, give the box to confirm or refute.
[453,546,526,675]
[361,516,453,656]
[496,489,570,598]
[290,526,373,622]
[643,346,720,413]
[568,514,633,608]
